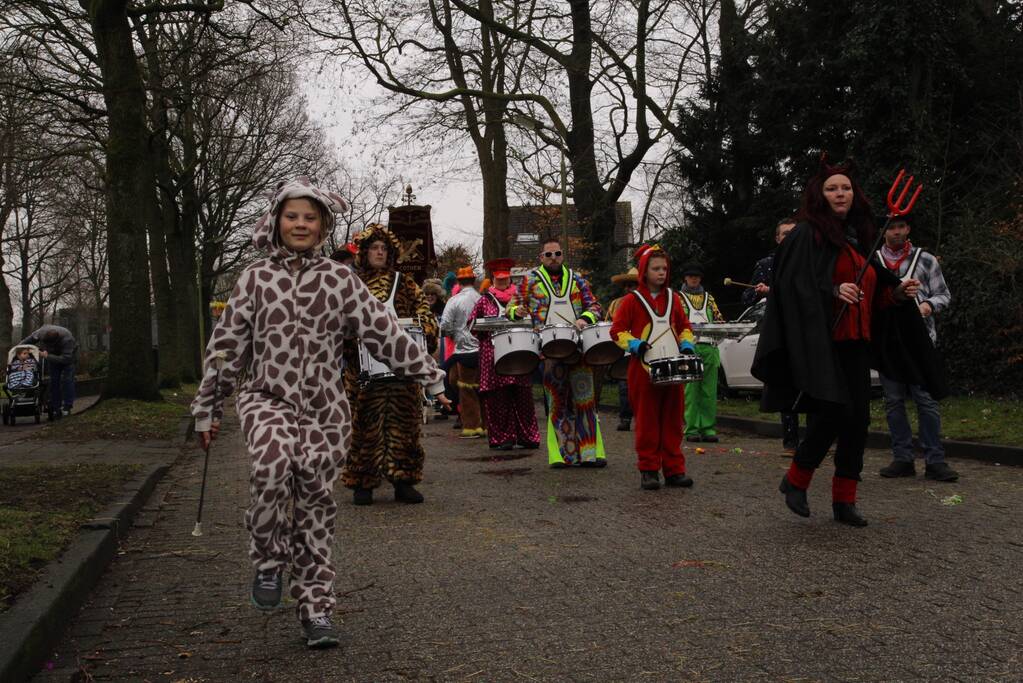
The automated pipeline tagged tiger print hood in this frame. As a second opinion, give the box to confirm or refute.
[354,223,402,271]
[252,176,348,258]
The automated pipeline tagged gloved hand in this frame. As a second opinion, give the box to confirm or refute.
[679,339,696,354]
[627,339,650,360]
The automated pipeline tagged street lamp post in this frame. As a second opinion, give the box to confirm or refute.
[512,113,570,260]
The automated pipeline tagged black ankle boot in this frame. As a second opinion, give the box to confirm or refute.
[394,481,425,504]
[640,471,660,490]
[832,502,868,527]
[778,475,810,517]
[352,487,373,506]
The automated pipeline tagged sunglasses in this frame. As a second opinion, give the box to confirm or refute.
[542,250,563,258]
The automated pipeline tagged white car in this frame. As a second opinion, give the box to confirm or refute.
[717,300,880,395]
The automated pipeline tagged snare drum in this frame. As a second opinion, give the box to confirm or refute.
[538,323,579,360]
[473,316,522,332]
[357,323,427,384]
[492,328,541,376]
[648,353,704,385]
[578,322,622,366]
[607,352,631,381]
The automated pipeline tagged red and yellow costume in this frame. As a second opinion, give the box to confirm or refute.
[610,247,696,476]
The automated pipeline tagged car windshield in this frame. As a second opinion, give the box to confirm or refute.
[736,300,767,324]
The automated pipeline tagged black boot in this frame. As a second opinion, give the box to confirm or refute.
[640,471,660,490]
[778,475,810,517]
[352,487,373,506]
[832,502,868,527]
[925,462,959,482]
[664,473,694,488]
[879,460,916,478]
[616,418,631,431]
[394,481,425,504]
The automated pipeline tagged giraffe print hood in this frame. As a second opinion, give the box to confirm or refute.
[251,177,349,257]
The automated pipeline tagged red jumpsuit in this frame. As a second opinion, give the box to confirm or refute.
[610,252,695,476]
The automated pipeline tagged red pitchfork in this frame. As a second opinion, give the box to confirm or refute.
[832,168,923,330]
[789,169,922,412]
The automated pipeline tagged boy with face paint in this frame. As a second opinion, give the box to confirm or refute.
[610,245,698,490]
[191,178,448,647]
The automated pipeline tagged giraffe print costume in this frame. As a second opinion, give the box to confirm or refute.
[191,179,445,622]
[341,224,439,490]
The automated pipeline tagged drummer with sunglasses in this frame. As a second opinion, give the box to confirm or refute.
[507,236,607,468]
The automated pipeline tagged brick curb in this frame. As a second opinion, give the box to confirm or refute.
[0,462,169,682]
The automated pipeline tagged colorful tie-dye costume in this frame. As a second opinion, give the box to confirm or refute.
[470,291,540,448]
[507,266,606,466]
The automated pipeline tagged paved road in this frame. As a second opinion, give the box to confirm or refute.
[36,404,1023,681]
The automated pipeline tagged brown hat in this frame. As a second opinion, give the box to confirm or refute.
[611,267,639,285]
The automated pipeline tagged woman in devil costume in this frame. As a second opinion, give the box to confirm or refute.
[751,159,938,527]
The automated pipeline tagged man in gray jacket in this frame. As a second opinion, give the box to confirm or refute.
[20,324,77,418]
[875,216,958,482]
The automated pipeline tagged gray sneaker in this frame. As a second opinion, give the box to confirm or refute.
[251,568,283,610]
[302,615,341,649]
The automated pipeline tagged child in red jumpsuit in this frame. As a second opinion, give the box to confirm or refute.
[610,245,698,490]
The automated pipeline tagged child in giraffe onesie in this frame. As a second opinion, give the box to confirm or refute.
[341,223,441,506]
[191,178,447,649]
[611,245,698,490]
[678,262,725,442]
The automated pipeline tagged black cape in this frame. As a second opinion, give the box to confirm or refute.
[751,223,947,413]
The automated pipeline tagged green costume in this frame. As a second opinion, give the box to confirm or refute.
[679,289,723,438]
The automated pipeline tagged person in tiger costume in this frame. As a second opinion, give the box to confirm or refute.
[341,223,440,506]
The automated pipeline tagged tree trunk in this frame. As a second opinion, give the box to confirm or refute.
[170,104,201,382]
[82,0,160,400]
[479,151,510,262]
[0,262,13,358]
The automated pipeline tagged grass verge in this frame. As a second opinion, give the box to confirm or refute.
[716,393,1023,448]
[0,463,140,612]
[35,383,198,441]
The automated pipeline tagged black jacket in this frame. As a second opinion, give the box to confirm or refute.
[751,223,947,413]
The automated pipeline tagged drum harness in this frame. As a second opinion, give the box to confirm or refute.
[876,246,923,301]
[357,272,404,384]
[534,266,579,326]
[630,289,681,364]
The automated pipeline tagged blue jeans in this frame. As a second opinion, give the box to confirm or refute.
[48,362,76,413]
[880,374,945,464]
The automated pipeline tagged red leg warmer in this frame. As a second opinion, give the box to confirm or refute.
[832,476,858,504]
[786,461,814,490]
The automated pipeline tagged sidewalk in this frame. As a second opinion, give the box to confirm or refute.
[35,405,1023,681]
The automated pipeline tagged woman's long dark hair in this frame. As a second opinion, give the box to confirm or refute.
[795,158,875,250]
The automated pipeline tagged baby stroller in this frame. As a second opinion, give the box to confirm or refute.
[2,345,47,425]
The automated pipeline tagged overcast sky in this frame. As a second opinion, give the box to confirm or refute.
[305,74,659,256]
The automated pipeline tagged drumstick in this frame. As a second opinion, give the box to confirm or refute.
[723,277,756,289]
[554,311,576,325]
[647,327,673,348]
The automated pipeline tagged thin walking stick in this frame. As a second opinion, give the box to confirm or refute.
[790,169,922,412]
[193,351,226,538]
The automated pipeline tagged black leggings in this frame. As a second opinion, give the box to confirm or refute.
[794,341,872,481]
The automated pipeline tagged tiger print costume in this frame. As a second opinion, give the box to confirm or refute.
[341,224,439,491]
